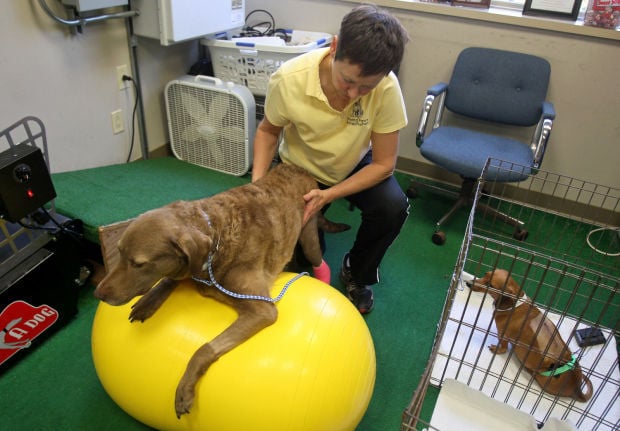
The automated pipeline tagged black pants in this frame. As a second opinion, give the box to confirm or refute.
[321,151,410,286]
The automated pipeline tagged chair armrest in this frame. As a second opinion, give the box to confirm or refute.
[542,101,556,120]
[531,101,555,168]
[416,83,448,147]
[428,82,448,97]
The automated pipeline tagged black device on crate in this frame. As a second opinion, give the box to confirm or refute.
[574,327,606,348]
[0,116,85,373]
[0,143,57,223]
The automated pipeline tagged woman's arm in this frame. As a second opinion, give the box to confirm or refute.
[302,130,400,223]
[252,118,283,182]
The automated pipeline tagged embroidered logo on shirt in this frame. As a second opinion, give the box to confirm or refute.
[347,101,368,126]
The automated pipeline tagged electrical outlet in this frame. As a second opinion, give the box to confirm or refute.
[116,64,129,90]
[111,109,124,134]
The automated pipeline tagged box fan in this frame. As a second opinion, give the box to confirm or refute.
[165,75,255,176]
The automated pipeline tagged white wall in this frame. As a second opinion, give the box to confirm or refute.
[1,1,133,172]
[246,0,620,189]
[0,0,197,173]
[133,36,199,154]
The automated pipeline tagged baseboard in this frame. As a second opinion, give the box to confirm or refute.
[396,157,462,188]
[147,144,173,158]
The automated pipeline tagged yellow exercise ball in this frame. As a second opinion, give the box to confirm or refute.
[91,272,376,431]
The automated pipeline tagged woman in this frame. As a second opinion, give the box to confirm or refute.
[252,4,410,314]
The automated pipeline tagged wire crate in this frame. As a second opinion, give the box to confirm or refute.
[402,158,619,431]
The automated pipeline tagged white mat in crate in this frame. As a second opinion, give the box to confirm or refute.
[431,272,619,431]
[430,379,577,431]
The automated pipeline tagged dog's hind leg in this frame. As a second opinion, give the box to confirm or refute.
[129,278,179,322]
[174,298,277,417]
[298,216,332,283]
[298,216,323,267]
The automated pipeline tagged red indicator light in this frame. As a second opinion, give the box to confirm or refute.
[26,189,35,198]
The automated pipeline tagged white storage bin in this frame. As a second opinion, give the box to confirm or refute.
[202,30,332,96]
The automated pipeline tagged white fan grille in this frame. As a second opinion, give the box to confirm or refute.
[166,80,253,176]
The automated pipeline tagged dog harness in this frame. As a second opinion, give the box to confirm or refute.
[191,209,308,303]
[539,354,578,377]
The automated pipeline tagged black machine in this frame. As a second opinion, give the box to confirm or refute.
[0,143,57,223]
[0,116,86,372]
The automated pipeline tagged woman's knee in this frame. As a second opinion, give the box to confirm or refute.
[379,192,409,226]
[356,179,409,224]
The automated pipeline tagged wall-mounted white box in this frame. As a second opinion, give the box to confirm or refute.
[132,0,245,46]
[61,0,128,12]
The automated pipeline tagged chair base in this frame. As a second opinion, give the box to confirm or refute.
[406,178,528,245]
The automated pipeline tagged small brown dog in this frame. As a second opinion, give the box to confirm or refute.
[467,269,593,402]
[93,163,348,417]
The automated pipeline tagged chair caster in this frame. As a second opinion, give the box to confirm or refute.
[432,231,447,245]
[513,229,529,241]
[406,185,418,199]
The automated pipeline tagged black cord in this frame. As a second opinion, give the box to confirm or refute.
[244,9,275,33]
[18,220,56,232]
[122,74,140,163]
[237,9,290,42]
[41,207,65,231]
[18,208,83,243]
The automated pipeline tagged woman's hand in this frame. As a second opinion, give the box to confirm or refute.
[302,188,329,224]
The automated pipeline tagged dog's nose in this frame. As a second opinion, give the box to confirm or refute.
[93,285,109,301]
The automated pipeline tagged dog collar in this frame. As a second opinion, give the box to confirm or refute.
[193,255,308,303]
[494,292,529,312]
[539,354,577,377]
[199,208,213,229]
[193,207,307,302]
[198,208,220,254]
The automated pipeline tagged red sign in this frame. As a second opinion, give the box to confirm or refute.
[0,301,59,366]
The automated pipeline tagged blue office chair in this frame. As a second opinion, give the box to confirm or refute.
[407,47,555,245]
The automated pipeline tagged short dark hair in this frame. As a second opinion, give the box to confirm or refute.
[335,4,409,77]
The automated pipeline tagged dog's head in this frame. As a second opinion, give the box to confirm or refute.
[94,205,213,305]
[466,269,523,306]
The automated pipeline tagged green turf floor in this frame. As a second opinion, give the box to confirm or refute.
[0,158,469,430]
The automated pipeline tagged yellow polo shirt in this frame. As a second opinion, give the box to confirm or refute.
[264,48,408,186]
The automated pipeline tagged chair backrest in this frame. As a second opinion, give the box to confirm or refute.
[445,47,551,127]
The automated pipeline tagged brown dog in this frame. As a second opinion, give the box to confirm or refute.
[93,163,349,417]
[467,269,593,402]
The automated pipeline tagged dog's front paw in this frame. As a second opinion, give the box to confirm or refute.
[129,298,157,322]
[129,279,177,322]
[489,344,507,354]
[175,383,195,418]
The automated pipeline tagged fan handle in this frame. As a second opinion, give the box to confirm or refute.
[193,75,224,86]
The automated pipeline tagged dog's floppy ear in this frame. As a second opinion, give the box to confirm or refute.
[174,231,213,275]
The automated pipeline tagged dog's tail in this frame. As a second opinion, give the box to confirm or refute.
[317,213,350,233]
[574,374,593,402]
